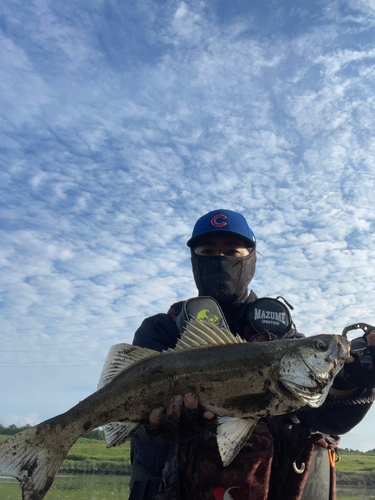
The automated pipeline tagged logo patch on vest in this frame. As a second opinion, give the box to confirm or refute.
[214,486,239,500]
[197,308,220,326]
[253,308,287,326]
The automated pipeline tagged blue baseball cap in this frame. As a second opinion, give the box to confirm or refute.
[187,209,256,248]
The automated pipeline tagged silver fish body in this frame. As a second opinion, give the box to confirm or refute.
[0,319,349,500]
[103,336,342,419]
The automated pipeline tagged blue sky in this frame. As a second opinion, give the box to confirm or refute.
[2,0,375,452]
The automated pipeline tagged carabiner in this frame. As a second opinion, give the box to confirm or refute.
[342,323,375,340]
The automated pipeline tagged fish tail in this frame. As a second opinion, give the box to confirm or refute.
[0,425,74,500]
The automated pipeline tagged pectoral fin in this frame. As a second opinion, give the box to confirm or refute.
[216,416,258,467]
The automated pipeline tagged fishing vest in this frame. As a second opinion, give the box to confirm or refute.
[152,418,337,500]
[132,299,338,500]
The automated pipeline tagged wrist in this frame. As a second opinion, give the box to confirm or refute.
[329,386,362,399]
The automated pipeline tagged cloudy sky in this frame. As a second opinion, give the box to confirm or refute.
[1,0,375,452]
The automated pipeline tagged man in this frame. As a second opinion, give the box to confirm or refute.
[129,209,375,500]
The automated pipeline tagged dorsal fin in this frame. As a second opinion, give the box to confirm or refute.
[98,344,159,390]
[174,316,247,351]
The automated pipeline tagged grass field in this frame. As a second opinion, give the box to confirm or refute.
[0,434,132,472]
[336,452,375,474]
[1,434,375,475]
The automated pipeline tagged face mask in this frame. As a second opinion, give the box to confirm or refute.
[191,250,256,305]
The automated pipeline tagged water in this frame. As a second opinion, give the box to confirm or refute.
[0,474,130,500]
[337,485,375,500]
[0,474,374,499]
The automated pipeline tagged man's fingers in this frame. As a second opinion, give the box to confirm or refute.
[184,393,215,419]
[184,393,199,409]
[167,394,184,418]
[367,331,375,346]
[149,406,165,426]
[156,392,216,427]
[184,393,216,419]
[203,410,216,420]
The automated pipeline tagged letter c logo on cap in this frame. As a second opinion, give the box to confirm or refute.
[211,214,227,227]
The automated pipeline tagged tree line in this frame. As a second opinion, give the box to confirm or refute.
[0,424,105,440]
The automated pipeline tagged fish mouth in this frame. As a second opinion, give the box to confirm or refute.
[278,379,328,407]
[277,381,299,401]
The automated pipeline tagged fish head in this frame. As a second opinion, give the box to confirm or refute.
[276,334,350,408]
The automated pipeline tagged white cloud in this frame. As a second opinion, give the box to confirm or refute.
[172,2,202,40]
[1,0,375,448]
[0,414,40,428]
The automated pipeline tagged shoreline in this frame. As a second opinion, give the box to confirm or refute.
[336,471,375,486]
[58,467,375,486]
[58,466,132,475]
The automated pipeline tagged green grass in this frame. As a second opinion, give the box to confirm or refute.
[336,452,375,473]
[2,434,375,475]
[0,474,131,500]
[62,437,132,472]
[0,434,132,472]
[65,437,131,461]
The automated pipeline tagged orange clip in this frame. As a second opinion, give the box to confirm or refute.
[328,449,335,468]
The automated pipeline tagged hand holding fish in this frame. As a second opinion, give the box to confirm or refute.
[339,330,375,389]
[344,331,375,365]
[146,393,216,442]
[148,393,215,426]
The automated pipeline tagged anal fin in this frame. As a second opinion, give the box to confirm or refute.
[216,417,258,467]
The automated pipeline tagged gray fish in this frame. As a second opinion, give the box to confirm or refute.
[0,318,349,500]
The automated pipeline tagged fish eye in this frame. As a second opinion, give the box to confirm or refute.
[316,340,328,352]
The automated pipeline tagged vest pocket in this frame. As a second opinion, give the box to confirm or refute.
[184,424,274,500]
